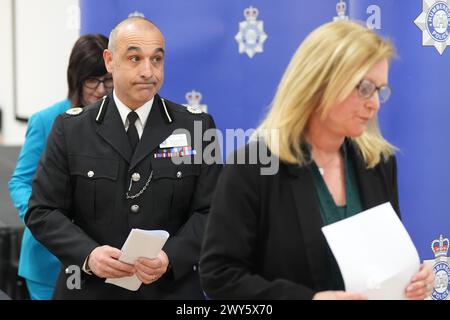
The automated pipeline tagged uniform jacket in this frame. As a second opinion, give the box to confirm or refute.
[9,99,70,286]
[26,93,222,299]
[200,140,400,299]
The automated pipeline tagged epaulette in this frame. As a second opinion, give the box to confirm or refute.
[186,105,203,114]
[65,107,83,116]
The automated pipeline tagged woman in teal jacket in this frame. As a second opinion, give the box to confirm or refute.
[8,34,112,300]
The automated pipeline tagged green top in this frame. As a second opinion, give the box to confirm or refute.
[311,142,363,290]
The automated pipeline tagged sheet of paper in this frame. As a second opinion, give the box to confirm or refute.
[105,229,169,291]
[322,202,420,300]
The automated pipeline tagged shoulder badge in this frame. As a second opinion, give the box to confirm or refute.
[66,107,83,116]
[186,105,203,114]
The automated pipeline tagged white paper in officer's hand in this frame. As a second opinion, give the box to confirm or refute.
[322,202,420,299]
[105,229,169,291]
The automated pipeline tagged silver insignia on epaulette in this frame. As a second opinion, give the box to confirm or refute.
[186,105,203,114]
[66,107,83,116]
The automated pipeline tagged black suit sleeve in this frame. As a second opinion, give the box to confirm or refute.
[200,150,315,299]
[25,115,99,268]
[163,114,222,281]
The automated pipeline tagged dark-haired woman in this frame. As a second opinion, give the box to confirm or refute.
[8,34,112,299]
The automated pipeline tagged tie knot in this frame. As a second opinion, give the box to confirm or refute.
[127,111,139,125]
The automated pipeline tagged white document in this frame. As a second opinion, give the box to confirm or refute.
[105,229,170,291]
[322,202,420,300]
[159,134,188,148]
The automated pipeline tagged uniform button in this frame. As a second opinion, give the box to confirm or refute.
[132,173,141,182]
[193,264,197,272]
[87,171,94,178]
[131,205,140,213]
[176,171,182,178]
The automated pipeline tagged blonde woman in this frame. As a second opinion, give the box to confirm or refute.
[200,21,433,300]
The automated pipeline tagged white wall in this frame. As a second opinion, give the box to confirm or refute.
[0,0,80,146]
[0,0,14,145]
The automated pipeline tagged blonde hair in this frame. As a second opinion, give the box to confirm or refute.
[257,21,396,168]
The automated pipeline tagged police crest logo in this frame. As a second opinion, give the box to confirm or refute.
[430,234,450,300]
[65,107,83,116]
[414,0,450,55]
[333,0,349,21]
[235,6,268,58]
[183,90,207,114]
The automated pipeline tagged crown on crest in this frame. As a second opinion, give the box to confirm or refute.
[336,1,347,17]
[128,11,145,18]
[431,234,449,258]
[244,6,259,21]
[186,90,202,105]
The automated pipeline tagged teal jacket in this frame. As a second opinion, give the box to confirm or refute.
[9,99,70,285]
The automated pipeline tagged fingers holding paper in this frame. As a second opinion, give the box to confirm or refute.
[135,250,170,284]
[405,264,435,300]
[88,245,135,278]
[313,290,368,300]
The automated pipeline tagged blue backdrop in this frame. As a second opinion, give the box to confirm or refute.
[80,0,449,260]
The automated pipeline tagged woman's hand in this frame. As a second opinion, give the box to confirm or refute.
[405,263,434,300]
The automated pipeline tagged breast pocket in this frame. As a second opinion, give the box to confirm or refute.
[69,155,119,224]
[151,158,201,227]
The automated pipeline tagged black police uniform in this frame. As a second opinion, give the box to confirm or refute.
[25,93,222,299]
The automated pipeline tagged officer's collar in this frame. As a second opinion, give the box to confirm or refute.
[113,90,154,129]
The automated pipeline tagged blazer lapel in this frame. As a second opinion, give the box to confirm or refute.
[347,140,382,210]
[286,164,330,290]
[129,95,175,170]
[96,95,133,163]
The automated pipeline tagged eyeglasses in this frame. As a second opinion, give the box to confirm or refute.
[356,79,391,104]
[84,77,114,90]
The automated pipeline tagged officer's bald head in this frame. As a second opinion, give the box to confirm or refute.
[108,17,163,53]
[103,16,165,109]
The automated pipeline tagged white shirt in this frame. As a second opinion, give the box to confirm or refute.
[113,90,153,139]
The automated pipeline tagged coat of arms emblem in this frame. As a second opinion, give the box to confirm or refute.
[184,90,207,114]
[235,6,268,58]
[333,0,349,21]
[429,235,450,300]
[414,0,450,55]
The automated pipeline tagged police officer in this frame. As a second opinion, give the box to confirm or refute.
[26,17,221,299]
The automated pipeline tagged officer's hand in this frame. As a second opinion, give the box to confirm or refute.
[313,291,367,300]
[135,250,169,284]
[88,245,135,278]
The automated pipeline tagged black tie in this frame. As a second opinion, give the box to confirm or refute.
[127,111,139,153]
